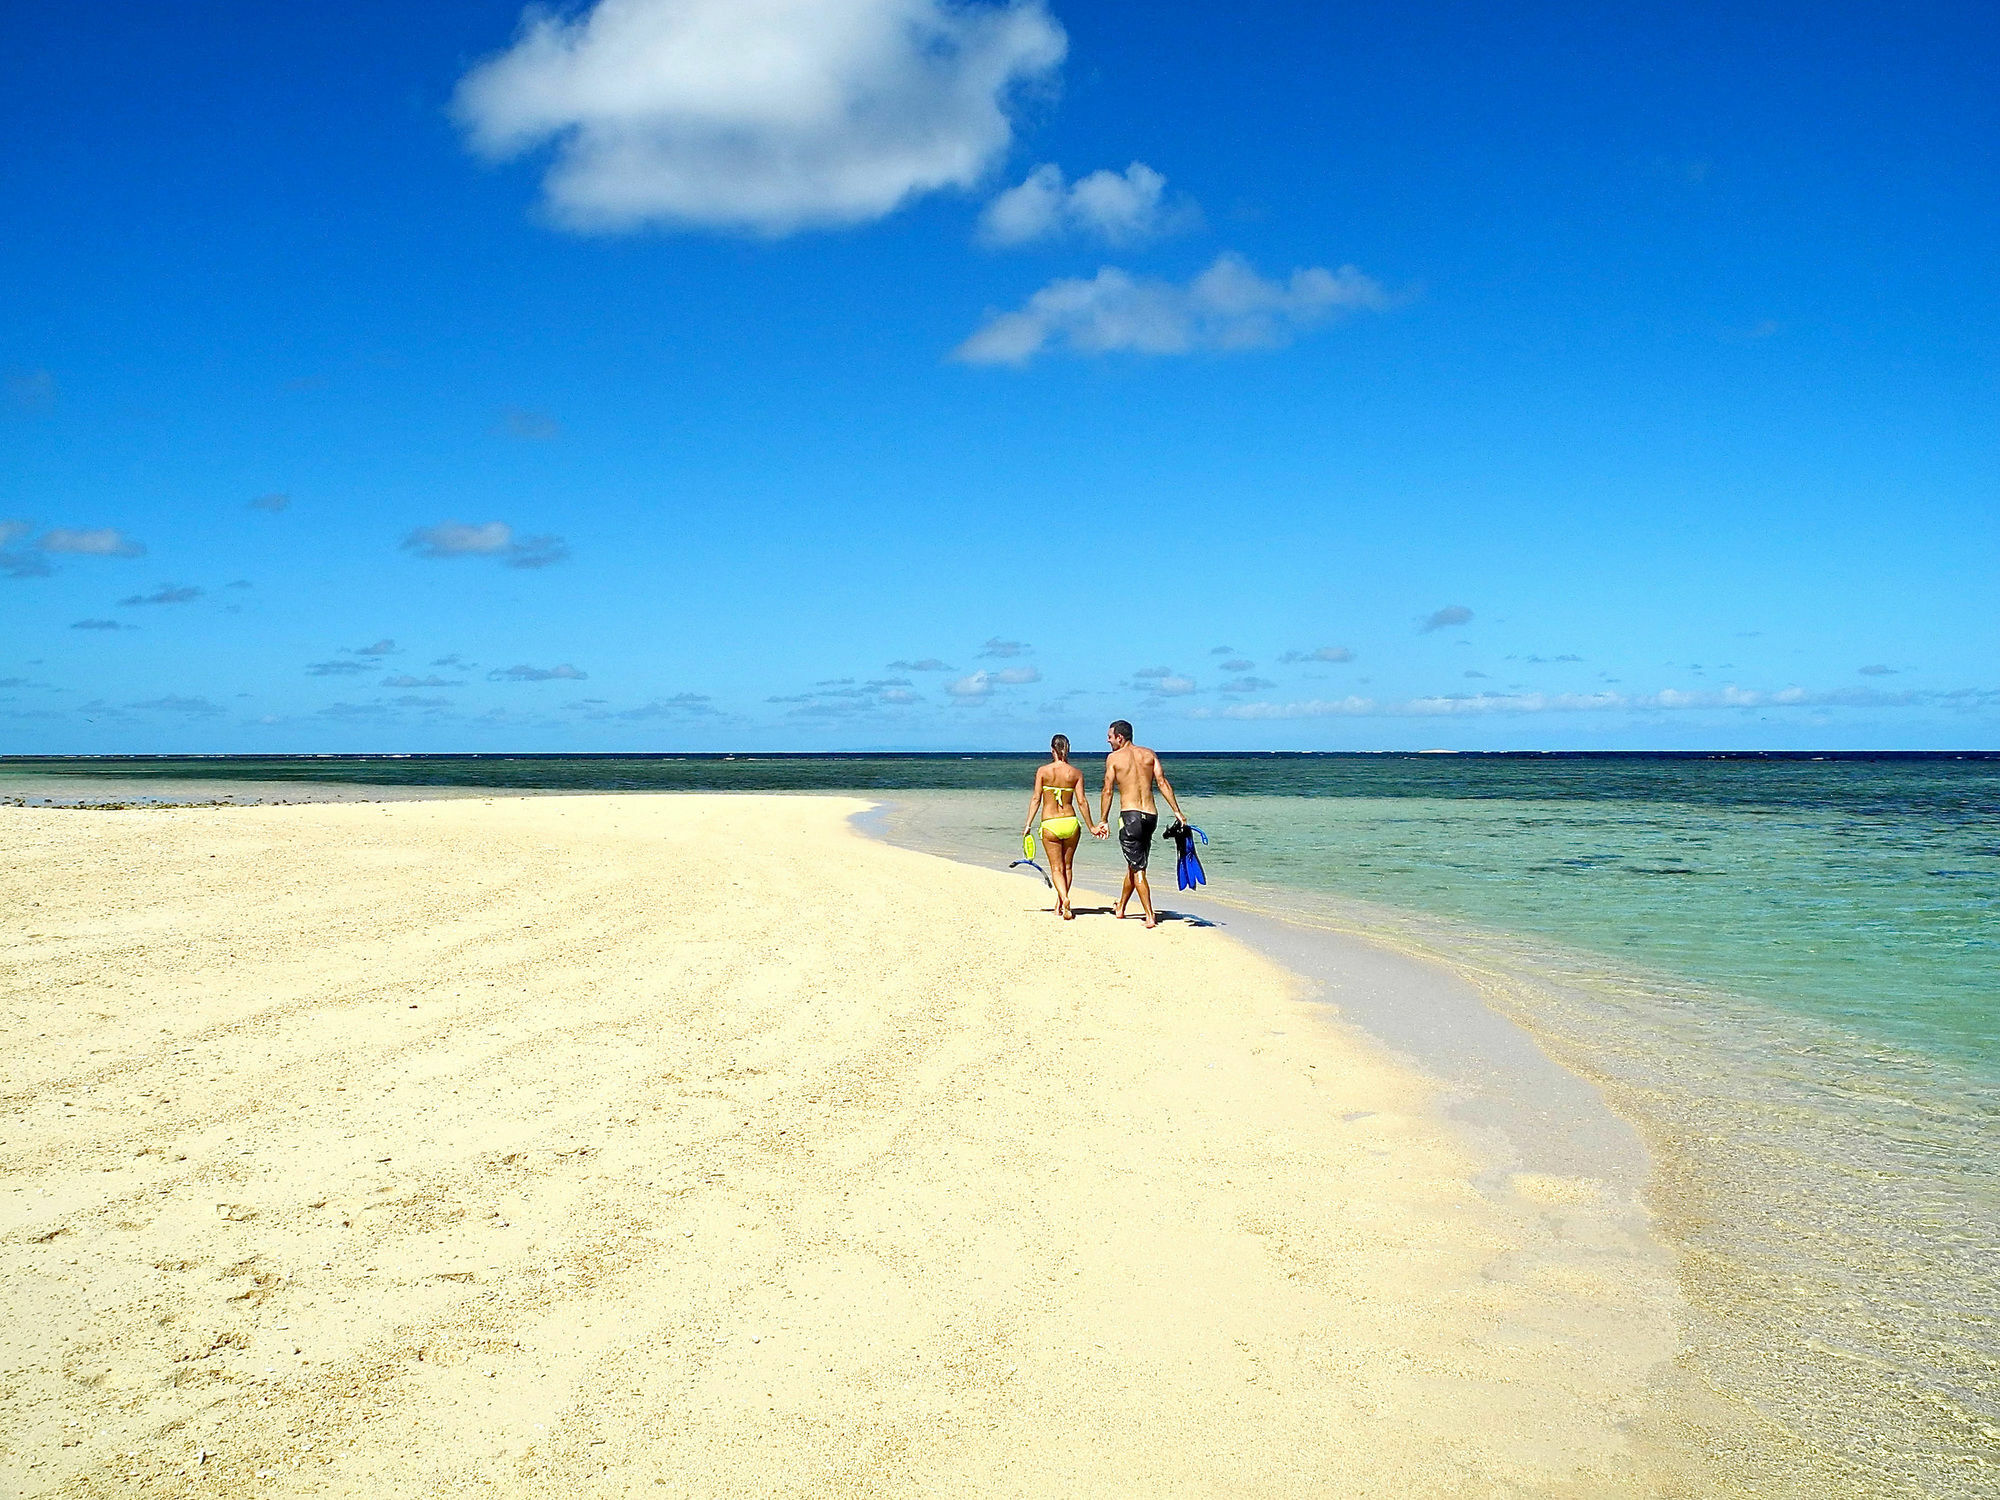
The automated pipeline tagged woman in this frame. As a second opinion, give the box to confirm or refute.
[1021,734,1104,920]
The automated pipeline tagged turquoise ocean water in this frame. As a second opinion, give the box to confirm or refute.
[5,751,1995,1492]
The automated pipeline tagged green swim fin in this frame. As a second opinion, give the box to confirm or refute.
[1022,832,1036,860]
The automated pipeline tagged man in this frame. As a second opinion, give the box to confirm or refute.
[1097,720,1188,928]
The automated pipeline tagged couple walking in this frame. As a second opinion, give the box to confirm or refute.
[1022,720,1188,928]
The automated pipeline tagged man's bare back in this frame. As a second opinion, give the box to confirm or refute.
[1097,721,1185,927]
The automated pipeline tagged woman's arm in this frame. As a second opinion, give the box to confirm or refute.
[1023,772,1046,835]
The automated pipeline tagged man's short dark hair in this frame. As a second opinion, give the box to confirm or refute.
[1109,719,1133,742]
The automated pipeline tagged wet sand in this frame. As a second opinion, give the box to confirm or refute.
[2,794,1680,1495]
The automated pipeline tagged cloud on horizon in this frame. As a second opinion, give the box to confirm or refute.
[954,253,1390,366]
[403,521,570,569]
[979,161,1196,247]
[1198,683,1958,720]
[454,0,1066,235]
[619,693,717,719]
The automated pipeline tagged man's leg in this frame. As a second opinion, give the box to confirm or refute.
[1116,867,1135,917]
[1134,868,1156,928]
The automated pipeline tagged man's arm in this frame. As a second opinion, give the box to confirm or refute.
[1152,753,1186,822]
[1099,755,1118,828]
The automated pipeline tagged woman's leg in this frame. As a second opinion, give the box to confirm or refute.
[1050,831,1079,917]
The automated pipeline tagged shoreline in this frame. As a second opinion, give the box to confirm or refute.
[863,792,2000,1497]
[4,792,1684,1495]
[858,799,1656,1208]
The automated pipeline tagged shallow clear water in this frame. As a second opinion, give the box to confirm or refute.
[6,751,1997,1492]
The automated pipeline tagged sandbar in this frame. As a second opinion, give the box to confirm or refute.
[3,794,1679,1495]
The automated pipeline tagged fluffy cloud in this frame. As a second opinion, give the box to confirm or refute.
[2,521,146,578]
[489,663,589,682]
[351,639,398,656]
[994,665,1040,684]
[119,584,203,606]
[1221,658,1254,672]
[305,660,373,677]
[1857,664,1898,676]
[1279,645,1354,664]
[250,492,290,513]
[1131,666,1196,696]
[955,252,1389,366]
[1221,676,1274,693]
[383,674,462,688]
[978,161,1194,246]
[1418,605,1473,633]
[403,521,570,569]
[979,638,1030,657]
[39,527,146,557]
[1202,684,1938,720]
[454,0,1066,235]
[887,657,953,671]
[945,671,993,701]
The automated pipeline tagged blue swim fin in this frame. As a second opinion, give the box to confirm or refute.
[1010,857,1052,889]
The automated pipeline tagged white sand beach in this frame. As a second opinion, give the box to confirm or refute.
[3,794,1681,1496]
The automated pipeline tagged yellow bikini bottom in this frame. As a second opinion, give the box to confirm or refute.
[1040,816,1081,841]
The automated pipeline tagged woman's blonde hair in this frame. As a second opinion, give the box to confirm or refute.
[1051,734,1070,759]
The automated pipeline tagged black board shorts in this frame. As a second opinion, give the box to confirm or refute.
[1119,810,1159,870]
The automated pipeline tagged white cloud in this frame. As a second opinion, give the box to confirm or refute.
[403,521,570,569]
[406,521,511,557]
[887,657,953,671]
[1279,645,1354,664]
[945,665,1039,701]
[1201,684,1932,720]
[954,252,1390,366]
[454,0,1066,235]
[946,671,994,701]
[39,527,145,558]
[978,161,1194,246]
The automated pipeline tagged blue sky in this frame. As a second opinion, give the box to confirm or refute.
[3,0,1994,752]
